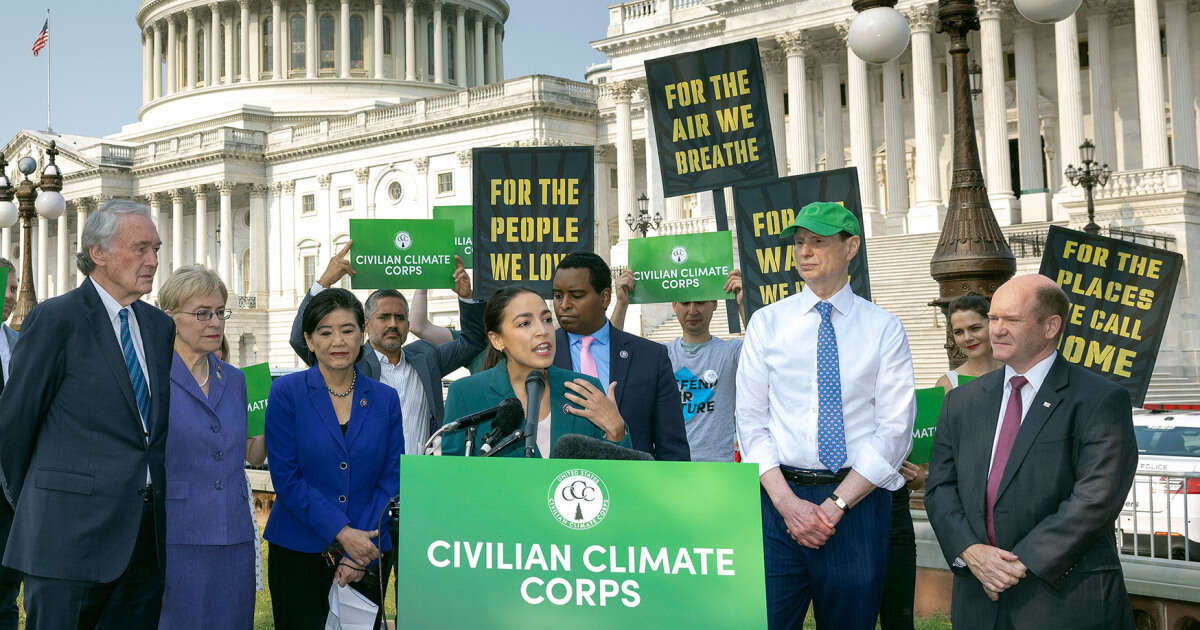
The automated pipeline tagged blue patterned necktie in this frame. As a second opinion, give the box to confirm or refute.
[815,301,846,472]
[119,308,151,439]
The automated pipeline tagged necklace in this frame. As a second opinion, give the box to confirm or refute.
[327,370,357,398]
[196,357,210,389]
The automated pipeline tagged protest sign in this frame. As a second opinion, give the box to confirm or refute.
[909,387,945,466]
[472,146,594,298]
[349,219,455,289]
[433,205,473,266]
[396,456,767,629]
[1039,225,1183,406]
[643,39,778,197]
[732,167,871,320]
[242,362,272,437]
[628,232,734,304]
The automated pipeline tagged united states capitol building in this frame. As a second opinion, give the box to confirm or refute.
[3,0,1199,387]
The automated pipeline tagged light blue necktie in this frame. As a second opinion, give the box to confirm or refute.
[119,308,151,438]
[815,301,846,472]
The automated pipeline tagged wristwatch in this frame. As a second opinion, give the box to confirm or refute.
[828,493,850,513]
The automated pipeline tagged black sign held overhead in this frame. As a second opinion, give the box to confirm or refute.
[1039,225,1183,407]
[643,38,779,198]
[472,146,595,299]
[732,167,872,321]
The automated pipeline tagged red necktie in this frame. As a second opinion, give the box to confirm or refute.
[986,374,1029,546]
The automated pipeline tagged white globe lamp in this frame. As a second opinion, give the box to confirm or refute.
[1013,0,1081,24]
[35,190,66,220]
[847,6,911,64]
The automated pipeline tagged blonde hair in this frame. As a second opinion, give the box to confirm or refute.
[158,265,228,313]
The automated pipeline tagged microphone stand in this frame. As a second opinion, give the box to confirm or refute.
[485,430,526,457]
[464,425,478,457]
[523,371,546,458]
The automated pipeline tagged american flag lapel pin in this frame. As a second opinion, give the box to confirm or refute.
[360,398,368,408]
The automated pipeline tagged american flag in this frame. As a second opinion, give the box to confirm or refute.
[32,19,48,57]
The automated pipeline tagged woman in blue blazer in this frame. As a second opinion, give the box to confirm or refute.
[265,289,404,629]
[157,267,266,630]
[443,285,630,457]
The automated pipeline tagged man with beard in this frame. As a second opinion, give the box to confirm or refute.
[288,242,485,453]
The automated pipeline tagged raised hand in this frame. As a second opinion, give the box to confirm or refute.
[318,241,355,288]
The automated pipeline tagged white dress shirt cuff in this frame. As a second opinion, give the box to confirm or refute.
[309,282,325,297]
[852,444,904,491]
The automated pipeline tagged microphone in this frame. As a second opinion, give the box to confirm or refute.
[523,371,547,458]
[550,434,653,461]
[440,398,522,433]
[478,401,525,456]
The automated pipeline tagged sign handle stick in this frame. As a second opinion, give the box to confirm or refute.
[711,188,741,334]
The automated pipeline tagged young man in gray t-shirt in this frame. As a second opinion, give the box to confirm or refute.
[612,270,746,462]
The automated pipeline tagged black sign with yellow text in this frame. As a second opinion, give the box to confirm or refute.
[472,146,594,298]
[1039,225,1182,406]
[644,39,778,197]
[732,168,871,320]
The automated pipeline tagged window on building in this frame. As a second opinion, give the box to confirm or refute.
[302,252,318,290]
[197,30,206,84]
[263,18,273,74]
[301,193,315,215]
[437,172,454,195]
[350,15,364,71]
[388,181,404,203]
[1078,40,1089,69]
[448,27,456,81]
[333,238,352,288]
[338,188,352,209]
[610,168,618,189]
[1005,52,1016,81]
[427,21,436,78]
[290,16,306,74]
[235,21,242,74]
[218,28,226,81]
[320,14,335,72]
[383,17,393,55]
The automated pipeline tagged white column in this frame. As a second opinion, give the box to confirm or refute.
[1087,8,1117,167]
[1014,23,1049,221]
[76,201,89,286]
[473,13,485,86]
[761,49,788,173]
[779,32,813,174]
[273,0,283,79]
[1165,0,1197,168]
[170,190,185,275]
[36,216,47,300]
[153,24,163,98]
[186,9,198,89]
[339,0,350,78]
[405,0,416,80]
[594,149,612,263]
[218,182,234,289]
[225,11,235,84]
[980,1,1017,224]
[249,186,267,295]
[55,212,67,297]
[166,18,178,95]
[209,4,220,87]
[306,0,316,78]
[882,58,909,232]
[613,82,636,245]
[1135,0,1170,168]
[373,0,385,79]
[433,1,445,83]
[239,0,251,81]
[455,6,467,87]
[820,54,844,169]
[488,20,499,84]
[1055,14,1085,204]
[149,195,163,295]
[249,4,260,79]
[642,90,665,231]
[141,32,151,104]
[845,37,882,235]
[193,185,209,266]
[906,7,943,231]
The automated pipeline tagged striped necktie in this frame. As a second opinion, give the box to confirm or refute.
[119,308,151,439]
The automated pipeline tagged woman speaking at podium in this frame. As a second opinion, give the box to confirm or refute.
[442,286,631,457]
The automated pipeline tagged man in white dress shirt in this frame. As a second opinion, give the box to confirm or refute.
[736,202,916,630]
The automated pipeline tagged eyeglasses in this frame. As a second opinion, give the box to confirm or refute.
[177,309,233,321]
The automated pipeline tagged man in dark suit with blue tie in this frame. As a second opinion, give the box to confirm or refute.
[0,257,19,630]
[551,252,690,461]
[0,201,175,629]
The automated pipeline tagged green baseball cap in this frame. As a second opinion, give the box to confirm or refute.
[779,201,862,239]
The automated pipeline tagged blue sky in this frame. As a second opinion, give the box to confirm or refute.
[0,1,611,140]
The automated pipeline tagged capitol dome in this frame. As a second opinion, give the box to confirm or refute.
[135,0,509,127]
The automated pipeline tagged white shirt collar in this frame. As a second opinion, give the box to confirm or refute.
[91,277,129,321]
[373,344,406,368]
[1003,351,1057,392]
[796,281,855,316]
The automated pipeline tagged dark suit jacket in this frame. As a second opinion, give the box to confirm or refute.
[440,359,633,456]
[289,290,485,431]
[0,324,17,395]
[0,279,174,582]
[925,355,1137,630]
[554,325,689,461]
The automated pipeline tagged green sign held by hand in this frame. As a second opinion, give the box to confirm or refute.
[628,232,734,304]
[433,205,473,266]
[243,362,272,438]
[349,219,455,289]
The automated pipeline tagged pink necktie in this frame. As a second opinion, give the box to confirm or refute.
[579,335,598,378]
[986,374,1029,546]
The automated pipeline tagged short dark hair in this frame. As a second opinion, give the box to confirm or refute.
[947,294,990,321]
[482,285,543,370]
[1033,282,1070,336]
[302,288,365,338]
[555,252,611,294]
[364,289,408,319]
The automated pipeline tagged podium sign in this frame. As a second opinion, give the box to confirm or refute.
[395,456,767,629]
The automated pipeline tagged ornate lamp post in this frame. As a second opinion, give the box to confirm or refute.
[625,193,662,238]
[0,142,67,330]
[1064,139,1111,235]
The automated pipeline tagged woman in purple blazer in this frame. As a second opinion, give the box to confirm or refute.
[157,267,266,630]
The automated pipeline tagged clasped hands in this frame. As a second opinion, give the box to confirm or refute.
[773,492,845,549]
[333,525,380,586]
[961,543,1027,601]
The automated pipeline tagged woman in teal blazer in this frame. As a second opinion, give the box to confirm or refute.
[443,286,631,457]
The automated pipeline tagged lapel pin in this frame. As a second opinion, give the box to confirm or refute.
[1042,401,1051,408]
[619,350,630,359]
[562,403,570,414]
[360,398,368,408]
[215,364,222,380]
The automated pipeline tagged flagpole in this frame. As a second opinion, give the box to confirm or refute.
[45,8,52,135]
